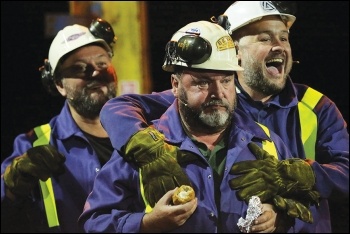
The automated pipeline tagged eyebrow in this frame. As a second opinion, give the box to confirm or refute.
[189,73,234,81]
[258,29,290,35]
[73,54,110,63]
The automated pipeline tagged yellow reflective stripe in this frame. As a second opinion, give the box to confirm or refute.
[139,169,153,213]
[33,124,60,228]
[256,123,278,159]
[298,87,323,160]
[33,124,51,147]
[39,179,58,227]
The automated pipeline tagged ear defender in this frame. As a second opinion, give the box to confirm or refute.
[164,35,212,67]
[39,59,59,96]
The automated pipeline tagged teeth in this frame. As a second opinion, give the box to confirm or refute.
[267,58,283,63]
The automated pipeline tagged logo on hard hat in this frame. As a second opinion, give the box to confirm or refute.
[185,28,201,35]
[67,32,86,42]
[216,36,234,51]
[261,1,277,12]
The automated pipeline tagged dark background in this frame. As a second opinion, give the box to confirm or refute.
[1,1,349,232]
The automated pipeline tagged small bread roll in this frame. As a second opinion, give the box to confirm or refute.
[172,185,195,205]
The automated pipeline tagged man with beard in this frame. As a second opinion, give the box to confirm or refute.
[97,2,348,233]
[1,19,117,233]
[79,20,314,233]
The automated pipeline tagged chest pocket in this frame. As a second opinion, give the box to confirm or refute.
[33,124,60,229]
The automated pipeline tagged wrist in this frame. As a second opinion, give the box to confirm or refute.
[140,212,162,233]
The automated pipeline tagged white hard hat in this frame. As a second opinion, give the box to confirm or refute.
[48,24,112,75]
[162,21,243,72]
[223,1,296,34]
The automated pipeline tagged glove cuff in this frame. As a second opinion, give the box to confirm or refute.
[125,126,166,162]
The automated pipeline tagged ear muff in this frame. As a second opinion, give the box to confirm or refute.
[39,59,59,96]
[164,35,212,66]
[216,15,231,32]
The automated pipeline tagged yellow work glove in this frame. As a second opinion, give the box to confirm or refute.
[125,126,197,207]
[273,195,314,223]
[229,142,320,205]
[4,145,66,197]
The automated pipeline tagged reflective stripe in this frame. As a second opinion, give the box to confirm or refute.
[298,87,323,160]
[139,169,153,213]
[33,124,51,147]
[256,123,278,159]
[33,124,60,228]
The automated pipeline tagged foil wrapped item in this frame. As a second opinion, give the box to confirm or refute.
[237,196,263,233]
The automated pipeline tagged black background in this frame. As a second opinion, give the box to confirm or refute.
[1,2,349,232]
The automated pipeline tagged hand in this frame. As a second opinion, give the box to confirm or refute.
[141,188,197,232]
[229,142,319,205]
[4,145,66,197]
[250,202,299,233]
[250,203,277,233]
[273,195,313,223]
[125,126,197,207]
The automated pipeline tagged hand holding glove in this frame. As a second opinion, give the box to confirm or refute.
[4,145,66,197]
[229,142,319,206]
[125,126,197,207]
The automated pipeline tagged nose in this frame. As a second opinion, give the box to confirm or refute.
[91,70,100,77]
[83,67,100,79]
[271,45,285,53]
[89,61,107,78]
[271,40,285,53]
[209,81,225,99]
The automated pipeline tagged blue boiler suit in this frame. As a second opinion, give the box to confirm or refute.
[1,101,105,233]
[79,101,295,233]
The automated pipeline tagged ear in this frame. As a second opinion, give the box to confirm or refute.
[237,52,242,62]
[236,44,242,61]
[55,80,67,97]
[234,40,242,61]
[171,74,179,97]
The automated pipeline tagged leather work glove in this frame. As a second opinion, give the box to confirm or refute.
[229,142,320,206]
[273,195,314,223]
[124,126,197,207]
[4,145,66,197]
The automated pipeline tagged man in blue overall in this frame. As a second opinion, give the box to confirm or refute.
[1,18,118,232]
[79,20,312,233]
[97,2,349,233]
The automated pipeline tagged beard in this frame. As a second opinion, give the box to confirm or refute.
[179,89,236,134]
[240,51,292,96]
[65,81,116,119]
[198,100,233,128]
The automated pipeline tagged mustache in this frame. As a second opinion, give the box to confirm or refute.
[85,80,108,89]
[203,100,228,108]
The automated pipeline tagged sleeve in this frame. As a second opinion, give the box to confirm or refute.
[78,151,145,233]
[1,131,36,199]
[311,95,349,198]
[1,131,37,232]
[100,89,174,151]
